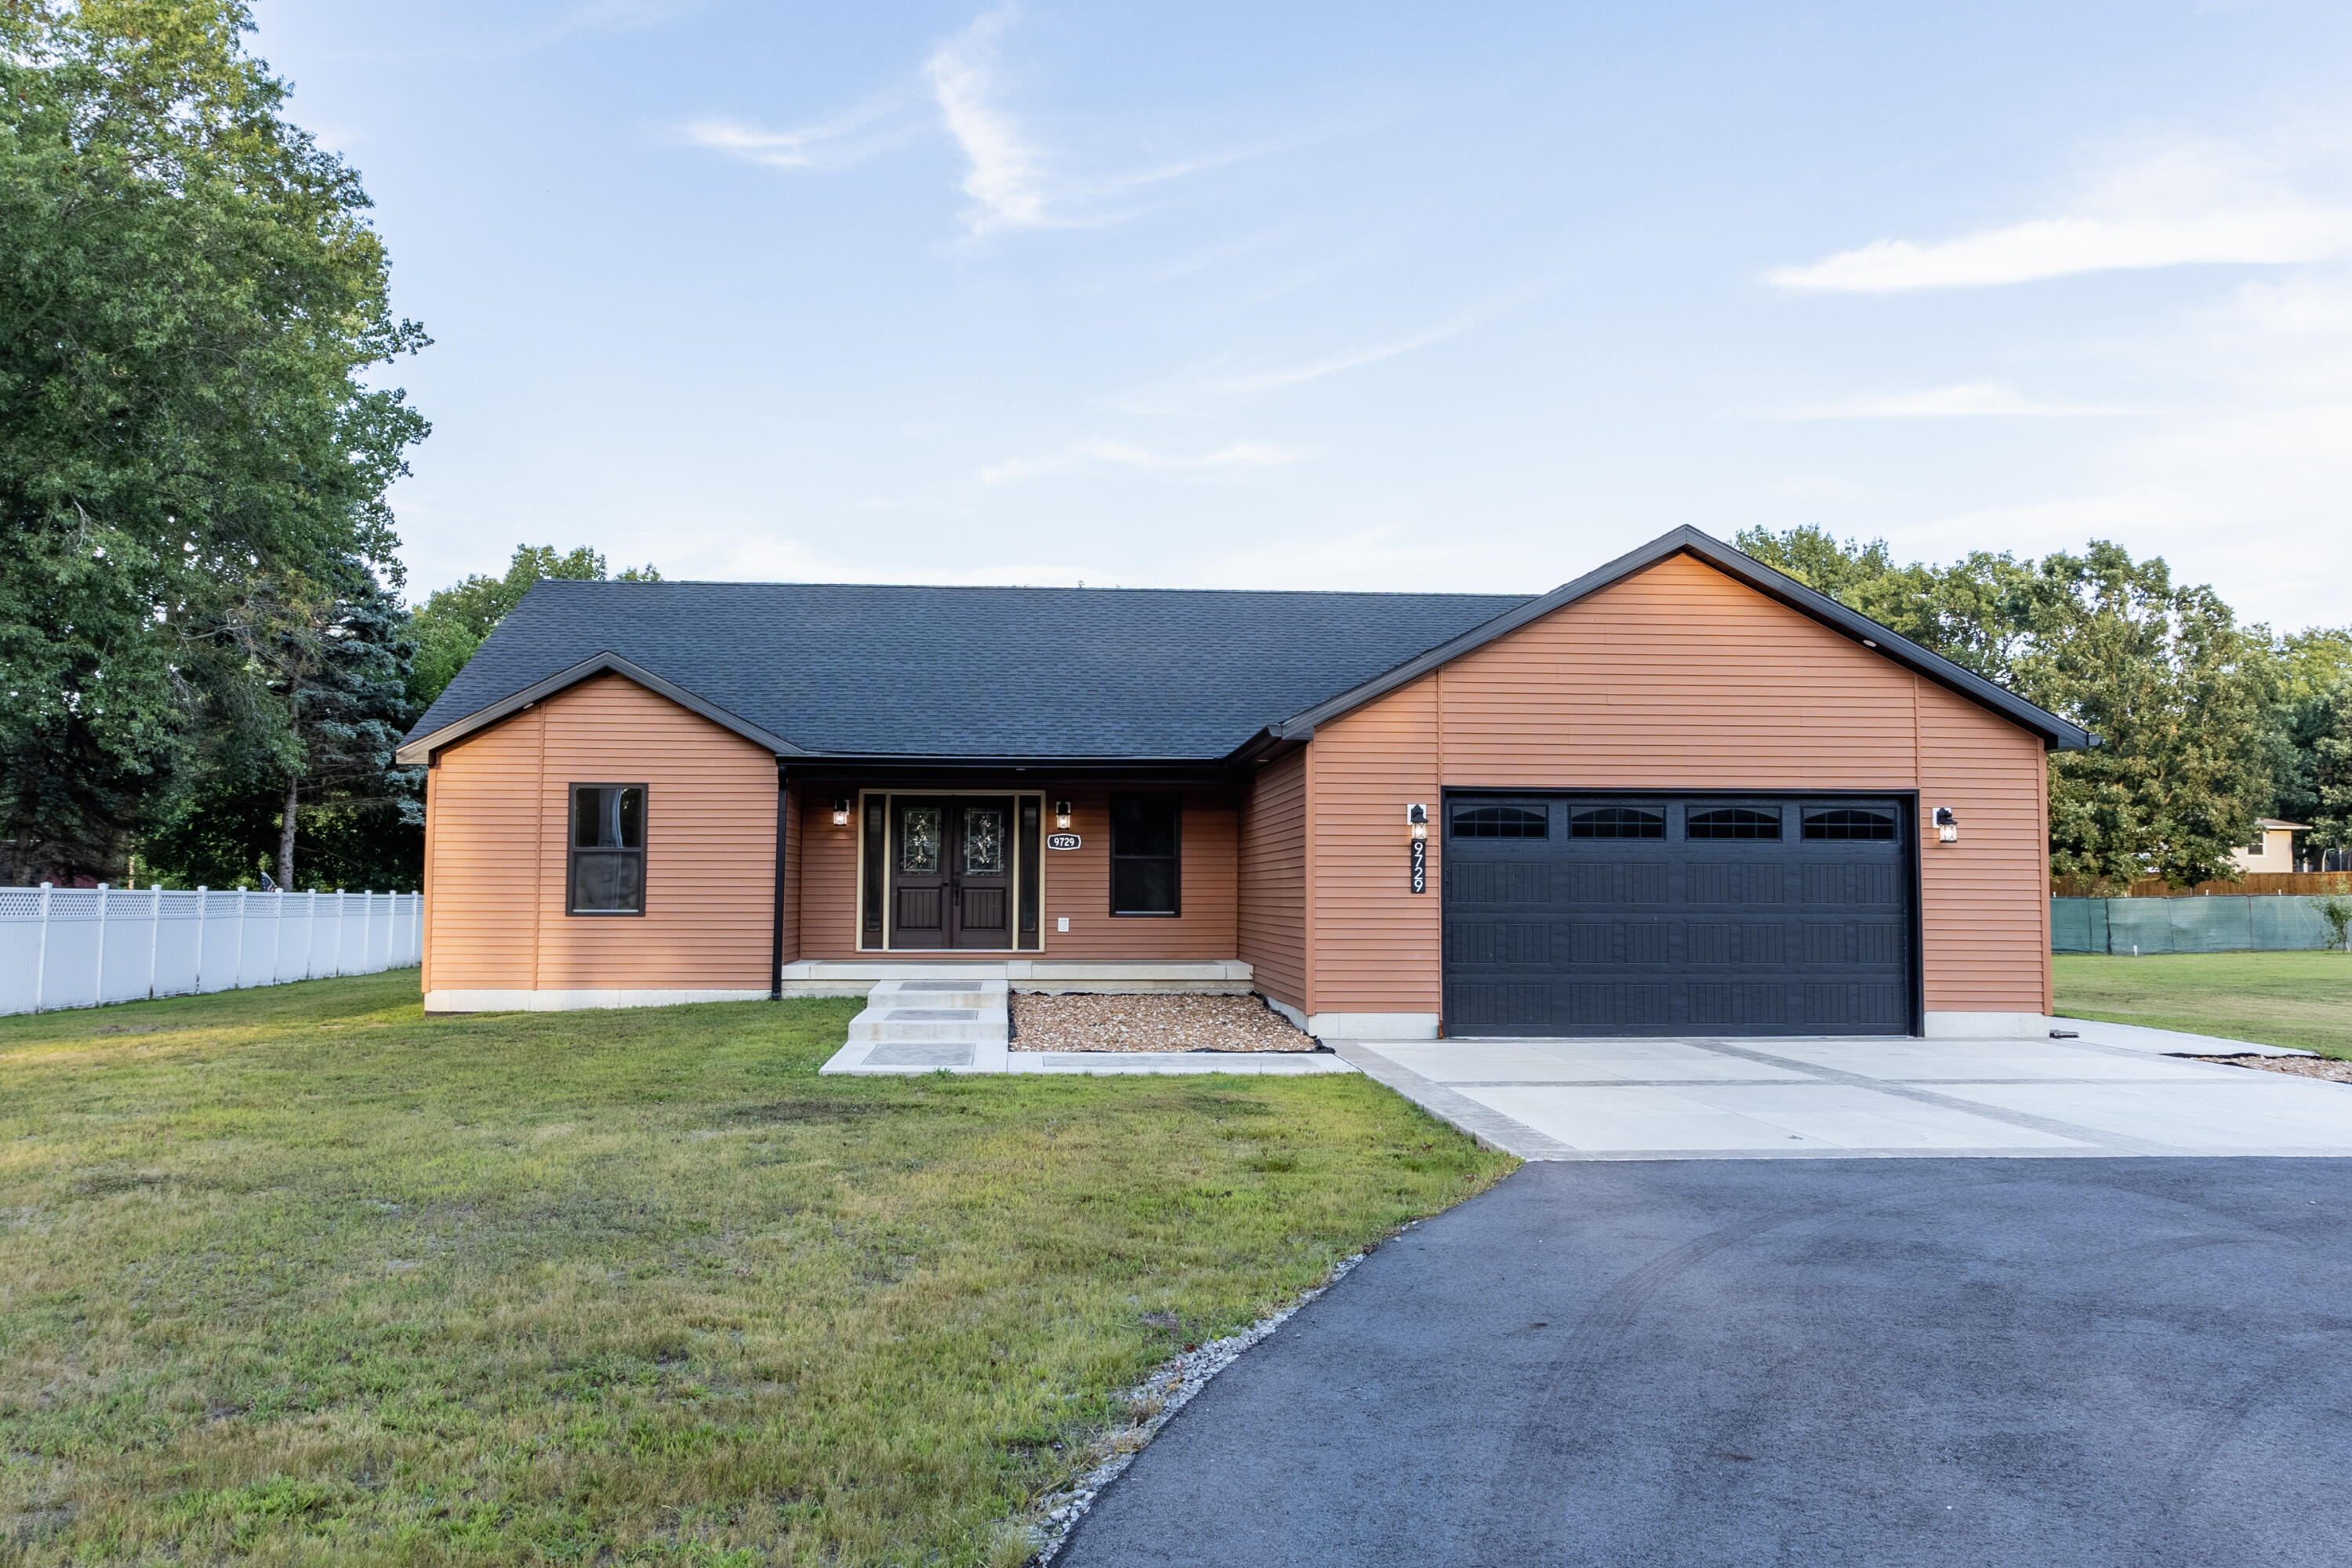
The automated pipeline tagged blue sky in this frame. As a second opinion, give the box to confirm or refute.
[253,1,2352,629]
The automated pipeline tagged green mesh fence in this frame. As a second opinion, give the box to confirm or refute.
[2052,895,2349,954]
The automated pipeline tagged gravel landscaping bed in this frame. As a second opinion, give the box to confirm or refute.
[1011,993,1320,1053]
[2195,1054,2352,1084]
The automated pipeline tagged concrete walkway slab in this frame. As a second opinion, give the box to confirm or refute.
[1335,1028,2352,1160]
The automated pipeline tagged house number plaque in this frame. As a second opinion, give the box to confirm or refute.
[1409,837,1427,893]
[1046,833,1082,851]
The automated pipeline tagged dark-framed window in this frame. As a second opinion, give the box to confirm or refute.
[1687,807,1780,840]
[1570,805,1665,840]
[1109,794,1180,916]
[1451,804,1548,839]
[1803,807,1896,841]
[569,784,646,913]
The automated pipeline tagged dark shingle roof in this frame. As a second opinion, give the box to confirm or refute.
[405,581,1533,760]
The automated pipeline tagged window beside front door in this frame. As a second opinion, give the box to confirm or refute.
[1109,794,1180,916]
[568,784,646,914]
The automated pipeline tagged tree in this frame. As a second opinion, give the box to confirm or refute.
[138,559,419,889]
[408,544,660,707]
[2009,545,2270,889]
[1734,528,2270,887]
[2259,629,2352,864]
[0,0,426,884]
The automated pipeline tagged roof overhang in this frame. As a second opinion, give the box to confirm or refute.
[1254,526,2096,752]
[394,651,811,764]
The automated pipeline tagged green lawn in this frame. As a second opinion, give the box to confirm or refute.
[2055,949,2352,1058]
[0,975,1512,1566]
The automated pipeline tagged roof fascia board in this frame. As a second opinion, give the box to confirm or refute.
[394,652,811,764]
[1273,526,2093,751]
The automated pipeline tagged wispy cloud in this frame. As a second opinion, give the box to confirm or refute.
[924,7,1051,233]
[979,439,1311,485]
[1772,135,2352,292]
[681,95,915,171]
[1769,383,2131,419]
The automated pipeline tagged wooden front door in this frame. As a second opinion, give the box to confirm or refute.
[890,797,1017,949]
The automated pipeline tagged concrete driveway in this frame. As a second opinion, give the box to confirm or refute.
[1334,1022,2352,1159]
[1059,1157,2352,1567]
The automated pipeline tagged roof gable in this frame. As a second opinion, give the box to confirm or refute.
[1255,528,2092,752]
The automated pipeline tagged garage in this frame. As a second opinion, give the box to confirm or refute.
[1442,793,1918,1037]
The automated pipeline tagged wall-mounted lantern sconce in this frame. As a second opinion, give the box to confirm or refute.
[1054,800,1073,830]
[1406,802,1428,840]
[832,797,852,826]
[1933,806,1958,844]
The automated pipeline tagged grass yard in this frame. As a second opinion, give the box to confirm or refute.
[2055,950,2352,1058]
[0,974,1512,1566]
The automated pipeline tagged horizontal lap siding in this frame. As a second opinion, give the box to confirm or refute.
[797,792,861,956]
[1436,554,1920,787]
[1238,751,1307,1010]
[1308,675,1441,1011]
[424,673,778,993]
[1304,552,2053,1020]
[425,707,547,990]
[796,785,1239,960]
[1917,690,2050,1012]
[779,779,800,965]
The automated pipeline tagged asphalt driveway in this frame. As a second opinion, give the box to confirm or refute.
[1060,1158,2352,1567]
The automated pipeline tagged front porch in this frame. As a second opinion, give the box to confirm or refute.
[812,965,1356,1077]
[775,957,1256,997]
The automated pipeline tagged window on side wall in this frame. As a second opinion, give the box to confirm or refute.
[1109,794,1180,916]
[570,784,646,914]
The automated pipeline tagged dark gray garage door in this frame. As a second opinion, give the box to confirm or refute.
[1443,795,1915,1036]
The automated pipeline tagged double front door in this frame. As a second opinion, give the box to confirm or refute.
[890,796,1015,949]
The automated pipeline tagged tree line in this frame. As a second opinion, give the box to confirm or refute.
[5,5,2343,898]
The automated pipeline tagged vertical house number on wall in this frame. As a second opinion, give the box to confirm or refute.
[1409,836,1427,893]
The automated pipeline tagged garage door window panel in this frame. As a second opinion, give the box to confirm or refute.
[1804,807,1897,841]
[1452,804,1549,839]
[1570,806,1665,839]
[1687,807,1780,840]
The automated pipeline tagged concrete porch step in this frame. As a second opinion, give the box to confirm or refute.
[822,978,1011,1073]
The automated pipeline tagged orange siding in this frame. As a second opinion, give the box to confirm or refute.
[778,778,800,966]
[1237,750,1308,1010]
[794,785,1239,960]
[1305,551,2053,1018]
[423,706,547,992]
[798,789,862,952]
[1306,674,1443,1012]
[423,673,777,993]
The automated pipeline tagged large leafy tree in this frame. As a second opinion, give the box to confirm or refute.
[0,0,426,884]
[408,544,660,707]
[1736,527,2273,887]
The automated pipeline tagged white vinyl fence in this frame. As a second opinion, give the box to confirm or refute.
[0,886,420,1017]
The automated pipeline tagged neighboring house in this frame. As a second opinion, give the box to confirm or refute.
[2229,819,2309,875]
[396,528,2092,1040]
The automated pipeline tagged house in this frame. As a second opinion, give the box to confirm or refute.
[395,527,2092,1040]
[2229,819,2309,875]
